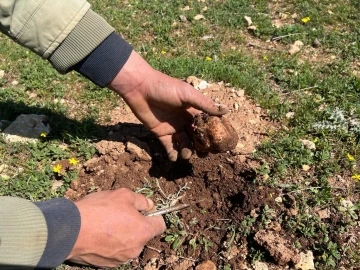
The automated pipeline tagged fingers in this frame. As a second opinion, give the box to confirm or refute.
[174,132,192,159]
[179,84,229,116]
[158,132,193,161]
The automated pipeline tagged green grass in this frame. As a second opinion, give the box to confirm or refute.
[1,0,360,268]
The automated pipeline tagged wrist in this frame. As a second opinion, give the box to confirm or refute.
[108,51,155,97]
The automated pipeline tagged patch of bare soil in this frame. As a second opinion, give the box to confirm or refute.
[64,81,286,269]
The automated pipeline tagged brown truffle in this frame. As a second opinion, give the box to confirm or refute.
[192,114,239,153]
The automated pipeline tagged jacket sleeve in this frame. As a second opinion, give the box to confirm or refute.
[0,197,81,269]
[0,0,132,87]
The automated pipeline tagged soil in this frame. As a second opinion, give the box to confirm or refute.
[64,80,283,269]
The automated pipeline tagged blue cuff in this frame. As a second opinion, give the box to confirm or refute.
[74,32,133,87]
[34,199,81,269]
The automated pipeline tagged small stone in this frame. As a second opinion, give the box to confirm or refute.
[11,80,18,86]
[194,14,205,20]
[316,208,330,219]
[295,251,315,270]
[70,179,81,190]
[313,38,321,48]
[182,5,190,11]
[275,196,283,203]
[244,16,252,26]
[302,165,310,171]
[289,44,301,55]
[294,40,304,47]
[201,35,214,40]
[234,103,239,111]
[236,90,245,97]
[286,112,295,119]
[195,260,216,270]
[299,139,316,150]
[179,15,187,22]
[202,6,208,12]
[0,164,9,174]
[248,25,257,31]
[198,80,209,90]
[253,261,268,270]
[0,70,4,78]
[51,180,64,191]
[341,199,354,208]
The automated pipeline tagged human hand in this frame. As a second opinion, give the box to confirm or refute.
[67,188,165,268]
[109,51,228,161]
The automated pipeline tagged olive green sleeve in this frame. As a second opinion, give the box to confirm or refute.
[0,0,114,73]
[0,197,48,269]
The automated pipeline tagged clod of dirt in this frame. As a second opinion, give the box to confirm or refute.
[195,260,216,270]
[192,114,239,153]
[254,230,300,266]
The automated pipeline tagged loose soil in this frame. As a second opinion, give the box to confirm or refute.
[64,81,286,269]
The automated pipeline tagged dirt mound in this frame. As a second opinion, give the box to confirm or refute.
[65,81,280,268]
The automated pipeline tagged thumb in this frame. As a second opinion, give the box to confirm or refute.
[180,84,228,116]
[133,193,155,211]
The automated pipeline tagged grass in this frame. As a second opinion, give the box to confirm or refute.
[1,0,360,268]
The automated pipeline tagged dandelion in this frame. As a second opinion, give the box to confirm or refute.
[301,16,310,23]
[40,132,47,138]
[313,138,318,143]
[347,153,356,162]
[205,56,212,61]
[263,55,268,61]
[161,50,166,55]
[351,174,360,182]
[69,157,79,166]
[53,164,62,174]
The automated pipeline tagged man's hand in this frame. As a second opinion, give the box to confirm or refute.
[109,51,228,161]
[67,188,165,268]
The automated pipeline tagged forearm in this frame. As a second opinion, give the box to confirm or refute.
[0,197,80,269]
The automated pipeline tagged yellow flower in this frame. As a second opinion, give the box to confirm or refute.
[263,55,268,61]
[347,153,356,162]
[69,157,79,166]
[351,174,360,182]
[53,164,62,174]
[313,138,318,143]
[301,16,310,23]
[161,50,166,55]
[40,132,47,138]
[205,56,212,61]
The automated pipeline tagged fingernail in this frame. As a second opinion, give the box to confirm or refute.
[146,198,155,209]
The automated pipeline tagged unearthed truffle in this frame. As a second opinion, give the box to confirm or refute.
[192,114,239,153]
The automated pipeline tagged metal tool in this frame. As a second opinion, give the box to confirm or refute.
[144,204,190,217]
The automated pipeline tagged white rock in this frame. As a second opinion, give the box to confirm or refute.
[244,16,252,26]
[289,44,301,55]
[341,199,354,208]
[198,80,209,90]
[253,261,268,270]
[295,251,315,270]
[299,139,316,150]
[51,180,64,191]
[286,112,295,119]
[275,196,283,203]
[3,114,50,143]
[11,80,19,86]
[294,40,304,47]
[0,70,4,78]
[182,5,190,11]
[302,165,311,171]
[194,14,205,20]
[0,164,9,173]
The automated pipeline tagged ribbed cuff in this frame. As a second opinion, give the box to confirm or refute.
[34,199,81,269]
[49,9,114,73]
[74,32,133,87]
